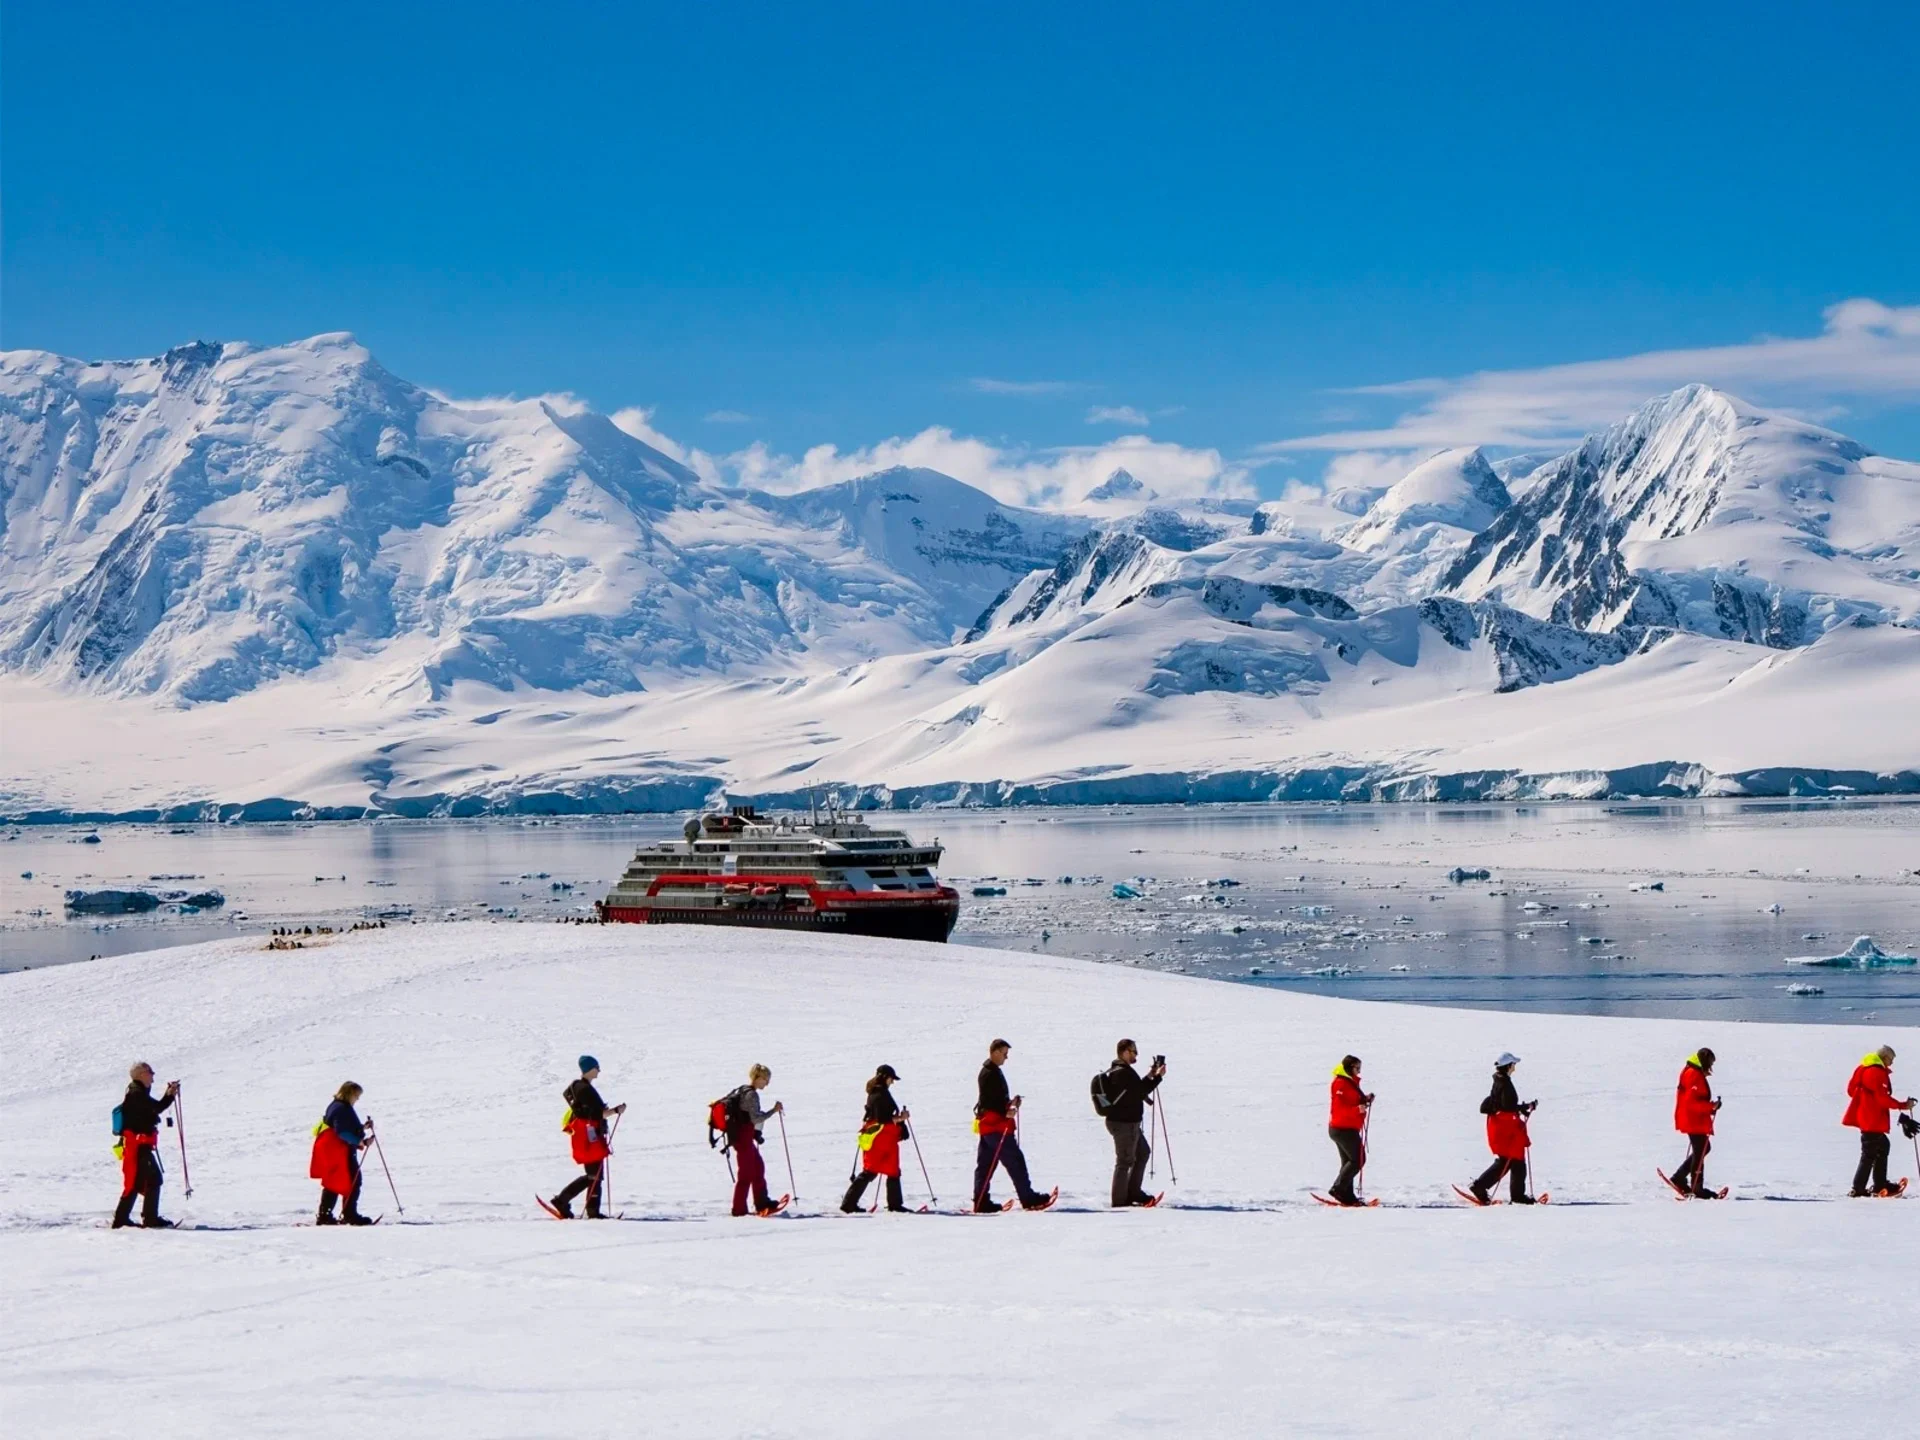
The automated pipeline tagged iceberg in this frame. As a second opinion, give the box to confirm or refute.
[1784,935,1917,969]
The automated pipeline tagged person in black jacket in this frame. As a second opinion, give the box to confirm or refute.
[1098,1040,1166,1207]
[1468,1053,1537,1205]
[113,1062,178,1229]
[549,1056,626,1219]
[973,1039,1054,1212]
[842,1064,912,1213]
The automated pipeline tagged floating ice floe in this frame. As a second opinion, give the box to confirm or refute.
[971,885,1008,897]
[1111,882,1144,900]
[1781,982,1824,996]
[1447,867,1491,882]
[1784,935,1917,969]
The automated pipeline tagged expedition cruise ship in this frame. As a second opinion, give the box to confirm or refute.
[597,805,961,942]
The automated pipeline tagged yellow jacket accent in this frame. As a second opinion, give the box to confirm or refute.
[560,1107,574,1132]
[1332,1062,1352,1078]
[1860,1053,1887,1068]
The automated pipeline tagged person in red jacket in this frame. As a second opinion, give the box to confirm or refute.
[1667,1048,1723,1198]
[1467,1053,1537,1204]
[1843,1045,1915,1197]
[1327,1055,1373,1206]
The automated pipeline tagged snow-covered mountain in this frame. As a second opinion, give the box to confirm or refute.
[1,341,1915,820]
[1440,385,1920,645]
[0,337,1080,702]
[1335,447,1512,601]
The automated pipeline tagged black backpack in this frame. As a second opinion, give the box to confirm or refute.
[1090,1065,1120,1117]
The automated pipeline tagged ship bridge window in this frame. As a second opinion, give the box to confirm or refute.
[908,868,931,878]
[876,882,907,891]
[865,868,897,878]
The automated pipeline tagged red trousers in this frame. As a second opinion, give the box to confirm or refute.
[731,1135,770,1216]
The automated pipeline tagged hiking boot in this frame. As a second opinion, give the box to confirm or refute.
[141,1217,176,1229]
[548,1197,574,1220]
[1511,1194,1536,1205]
[343,1213,375,1226]
[315,1211,339,1226]
[111,1216,132,1229]
[1469,1185,1492,1205]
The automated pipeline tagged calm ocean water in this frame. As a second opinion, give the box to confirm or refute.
[5,801,1917,1026]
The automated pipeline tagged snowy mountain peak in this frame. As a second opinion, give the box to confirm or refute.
[1085,467,1147,502]
[1341,447,1510,548]
[1441,385,1918,644]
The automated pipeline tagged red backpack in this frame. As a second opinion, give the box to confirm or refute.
[707,1085,751,1153]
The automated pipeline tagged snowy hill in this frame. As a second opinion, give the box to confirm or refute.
[1337,447,1512,600]
[0,339,1078,702]
[1440,385,1920,645]
[2,342,1917,819]
[4,924,1914,1438]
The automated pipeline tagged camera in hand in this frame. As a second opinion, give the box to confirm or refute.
[1153,1054,1166,1067]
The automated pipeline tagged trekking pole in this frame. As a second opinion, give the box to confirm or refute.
[776,1109,798,1200]
[173,1085,194,1199]
[1156,1090,1178,1185]
[366,1120,405,1216]
[1358,1105,1373,1199]
[908,1124,937,1205]
[600,1111,623,1215]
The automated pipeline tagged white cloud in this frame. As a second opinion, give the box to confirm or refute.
[1265,298,1920,453]
[969,377,1085,396]
[703,409,754,424]
[726,428,1251,508]
[1321,450,1421,494]
[609,406,725,487]
[1086,404,1150,427]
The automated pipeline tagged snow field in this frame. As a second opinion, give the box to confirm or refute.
[2,925,1915,1438]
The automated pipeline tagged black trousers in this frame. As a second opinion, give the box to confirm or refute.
[1474,1155,1529,1201]
[1672,1133,1712,1194]
[1329,1125,1366,1201]
[843,1169,905,1211]
[1852,1132,1892,1194]
[1106,1119,1153,1206]
[555,1160,606,1215]
[318,1159,365,1219]
[113,1145,164,1226]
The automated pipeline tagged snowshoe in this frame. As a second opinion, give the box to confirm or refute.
[1453,1185,1494,1207]
[1874,1178,1909,1198]
[140,1217,177,1229]
[754,1194,792,1217]
[1312,1193,1380,1208]
[1136,1192,1166,1208]
[1021,1187,1060,1212]
[1656,1169,1690,1200]
[536,1195,570,1220]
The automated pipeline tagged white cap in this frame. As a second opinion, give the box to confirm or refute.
[1496,1052,1521,1068]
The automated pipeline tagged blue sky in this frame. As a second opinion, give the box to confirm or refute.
[6,3,1918,501]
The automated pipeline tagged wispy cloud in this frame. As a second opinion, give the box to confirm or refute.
[703,409,755,424]
[727,429,1250,509]
[1085,404,1150,427]
[1264,298,1920,453]
[969,377,1085,396]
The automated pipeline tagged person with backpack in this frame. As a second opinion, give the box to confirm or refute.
[310,1081,375,1225]
[1665,1048,1724,1198]
[546,1056,626,1219]
[1843,1045,1916,1197]
[973,1038,1055,1212]
[112,1062,178,1229]
[1465,1053,1537,1204]
[1093,1040,1165,1207]
[722,1064,785,1217]
[841,1064,913,1213]
[1326,1055,1373,1206]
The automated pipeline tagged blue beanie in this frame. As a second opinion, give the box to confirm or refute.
[578,1055,599,1074]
